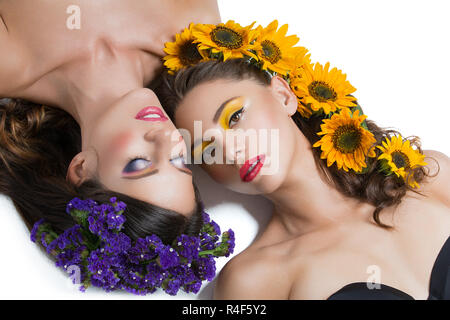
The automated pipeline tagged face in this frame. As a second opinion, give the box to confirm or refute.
[175,78,299,195]
[86,88,196,215]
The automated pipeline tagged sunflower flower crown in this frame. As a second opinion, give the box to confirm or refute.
[163,20,427,188]
[30,197,235,295]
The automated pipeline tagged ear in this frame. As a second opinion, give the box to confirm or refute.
[66,149,98,186]
[270,75,298,116]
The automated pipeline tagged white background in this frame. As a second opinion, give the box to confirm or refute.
[0,0,449,299]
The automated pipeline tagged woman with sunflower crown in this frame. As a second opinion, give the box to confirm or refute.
[156,20,450,300]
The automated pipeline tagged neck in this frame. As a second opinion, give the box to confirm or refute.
[265,121,374,236]
[55,44,146,149]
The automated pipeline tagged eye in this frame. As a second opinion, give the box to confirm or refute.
[170,155,188,169]
[123,157,152,173]
[228,107,244,127]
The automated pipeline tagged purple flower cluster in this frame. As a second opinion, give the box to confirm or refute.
[30,197,236,296]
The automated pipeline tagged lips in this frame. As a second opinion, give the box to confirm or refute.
[135,106,168,122]
[239,154,265,182]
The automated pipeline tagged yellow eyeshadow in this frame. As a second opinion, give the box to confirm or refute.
[218,97,245,129]
[192,141,212,159]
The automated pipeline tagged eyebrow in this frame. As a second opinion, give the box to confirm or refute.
[121,167,192,180]
[122,169,160,180]
[190,96,241,151]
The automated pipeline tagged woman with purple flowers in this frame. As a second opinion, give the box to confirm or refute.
[0,0,235,295]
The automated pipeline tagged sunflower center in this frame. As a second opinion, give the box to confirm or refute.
[308,81,337,102]
[261,40,282,64]
[332,124,362,153]
[179,40,203,66]
[210,26,243,49]
[391,151,410,169]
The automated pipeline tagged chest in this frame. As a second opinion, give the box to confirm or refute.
[287,199,450,299]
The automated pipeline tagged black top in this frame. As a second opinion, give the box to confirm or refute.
[327,236,450,300]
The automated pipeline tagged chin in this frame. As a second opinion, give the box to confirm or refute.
[225,172,285,195]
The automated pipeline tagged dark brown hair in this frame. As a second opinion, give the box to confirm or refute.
[155,58,435,228]
[0,98,204,244]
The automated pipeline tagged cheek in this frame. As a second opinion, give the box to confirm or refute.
[109,131,135,153]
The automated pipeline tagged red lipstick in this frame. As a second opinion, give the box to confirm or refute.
[135,106,168,122]
[239,154,265,182]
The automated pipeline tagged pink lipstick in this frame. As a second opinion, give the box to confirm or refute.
[239,154,265,182]
[135,106,168,122]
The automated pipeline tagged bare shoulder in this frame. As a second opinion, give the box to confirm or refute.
[421,150,450,207]
[213,245,292,299]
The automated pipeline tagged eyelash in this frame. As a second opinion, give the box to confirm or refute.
[228,107,245,127]
[125,151,187,172]
[126,155,150,163]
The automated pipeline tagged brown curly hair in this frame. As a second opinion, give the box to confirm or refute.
[0,98,204,244]
[154,58,436,228]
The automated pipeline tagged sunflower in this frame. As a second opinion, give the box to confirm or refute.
[253,20,309,76]
[313,109,376,172]
[377,135,427,188]
[163,23,208,74]
[288,54,313,117]
[291,62,357,115]
[193,20,258,61]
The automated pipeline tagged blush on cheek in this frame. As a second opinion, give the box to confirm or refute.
[107,131,135,155]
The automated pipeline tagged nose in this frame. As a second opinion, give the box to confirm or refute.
[144,125,187,162]
[223,133,246,165]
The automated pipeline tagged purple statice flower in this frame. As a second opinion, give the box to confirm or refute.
[30,218,45,243]
[106,211,126,231]
[87,213,106,236]
[183,277,203,294]
[172,265,202,294]
[40,232,48,248]
[202,211,211,224]
[55,225,84,251]
[143,262,166,288]
[112,198,127,212]
[195,256,216,282]
[199,232,218,250]
[164,277,182,296]
[45,238,59,255]
[202,211,220,235]
[66,197,96,214]
[224,229,235,257]
[117,264,156,296]
[157,244,180,270]
[55,245,86,272]
[30,197,235,296]
[102,231,131,255]
[210,219,221,235]
[175,234,200,263]
[87,249,121,291]
[201,215,221,238]
[126,236,158,264]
